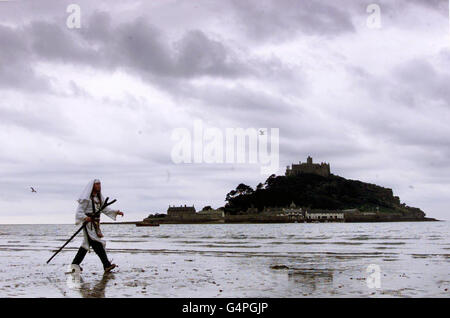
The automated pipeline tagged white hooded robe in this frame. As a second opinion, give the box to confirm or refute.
[75,179,119,250]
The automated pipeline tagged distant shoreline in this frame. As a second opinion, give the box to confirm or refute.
[102,217,439,225]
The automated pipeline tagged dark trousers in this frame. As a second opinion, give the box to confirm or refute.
[72,230,111,269]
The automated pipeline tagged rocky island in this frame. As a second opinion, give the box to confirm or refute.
[140,157,437,224]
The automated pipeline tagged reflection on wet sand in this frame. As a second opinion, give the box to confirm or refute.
[287,268,334,294]
[67,272,115,298]
[0,222,448,297]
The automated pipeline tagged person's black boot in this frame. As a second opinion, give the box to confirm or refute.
[104,264,117,273]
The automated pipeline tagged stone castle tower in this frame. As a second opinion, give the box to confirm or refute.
[285,156,331,177]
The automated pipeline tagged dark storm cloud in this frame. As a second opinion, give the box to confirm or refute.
[0,11,292,95]
[99,15,297,82]
[108,19,250,79]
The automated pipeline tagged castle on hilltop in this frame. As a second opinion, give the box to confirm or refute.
[285,156,331,177]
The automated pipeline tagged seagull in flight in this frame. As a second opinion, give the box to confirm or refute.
[30,187,37,193]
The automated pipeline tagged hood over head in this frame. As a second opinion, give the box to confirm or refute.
[77,179,105,203]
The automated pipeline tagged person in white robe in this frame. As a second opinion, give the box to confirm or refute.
[71,179,124,272]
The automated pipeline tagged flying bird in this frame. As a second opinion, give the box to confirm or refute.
[30,187,37,193]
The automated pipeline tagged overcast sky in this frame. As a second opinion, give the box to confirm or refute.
[0,0,449,223]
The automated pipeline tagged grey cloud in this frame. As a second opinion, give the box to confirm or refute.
[228,0,355,42]
[337,59,450,180]
[29,21,98,65]
[104,17,271,80]
[1,12,294,95]
[397,0,447,13]
[0,106,69,136]
[111,18,174,77]
[0,0,449,221]
[351,58,450,150]
[393,59,450,107]
[0,25,50,91]
[175,30,248,78]
[187,84,298,113]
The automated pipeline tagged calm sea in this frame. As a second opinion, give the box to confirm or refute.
[0,222,448,297]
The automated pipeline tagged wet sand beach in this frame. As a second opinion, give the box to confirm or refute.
[0,222,448,297]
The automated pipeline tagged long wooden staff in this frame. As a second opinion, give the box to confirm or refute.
[46,197,117,264]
